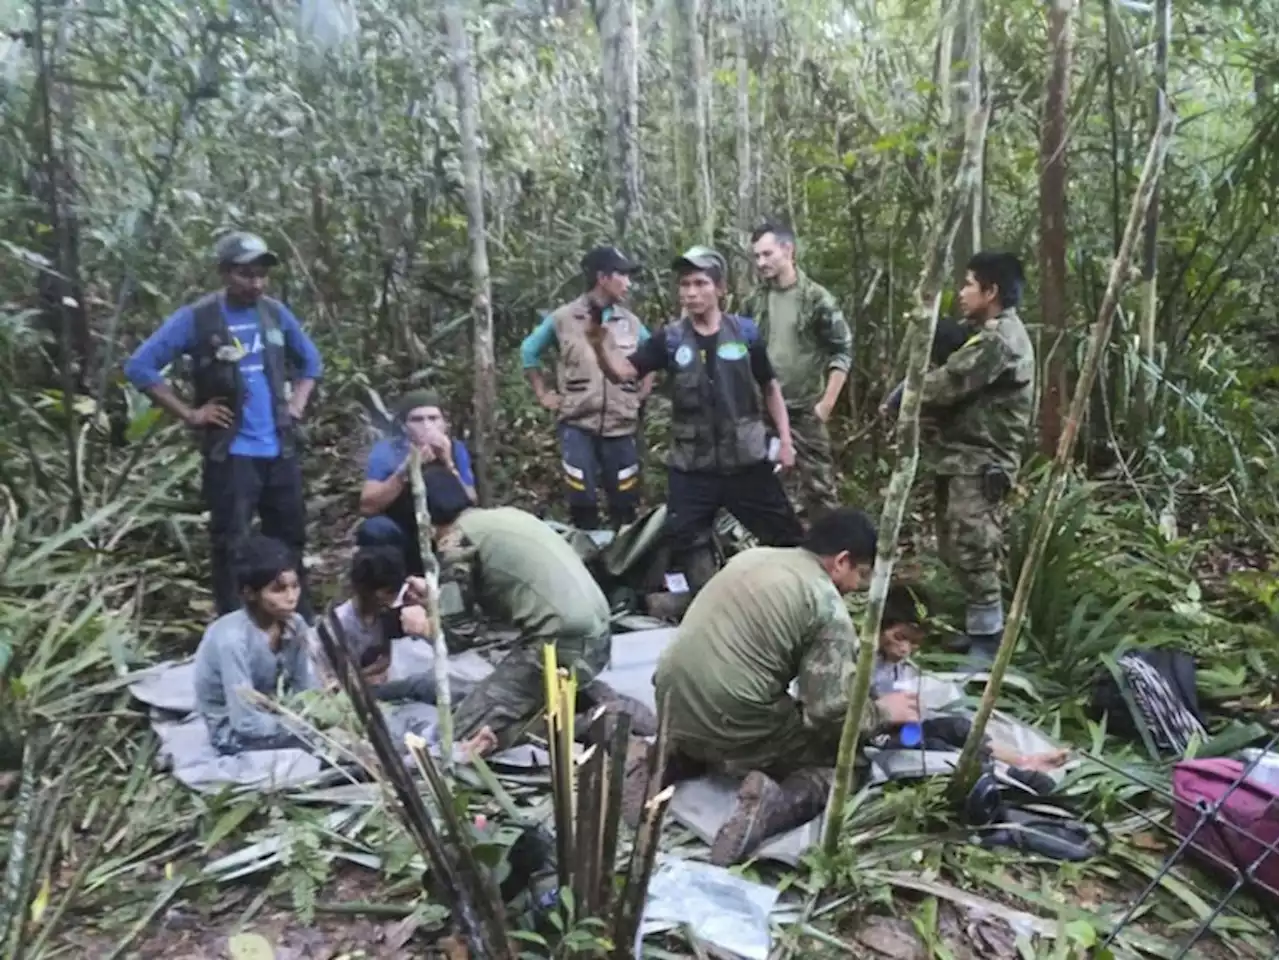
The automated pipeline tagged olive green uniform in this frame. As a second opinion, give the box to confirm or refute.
[445,507,612,745]
[654,547,881,776]
[745,272,852,518]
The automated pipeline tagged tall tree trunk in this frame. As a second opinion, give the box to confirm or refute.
[1036,0,1075,455]
[950,0,983,286]
[734,0,752,281]
[442,0,496,505]
[1134,0,1169,433]
[593,0,639,241]
[949,108,1176,800]
[676,0,712,240]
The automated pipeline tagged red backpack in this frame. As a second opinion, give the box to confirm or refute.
[1173,757,1279,900]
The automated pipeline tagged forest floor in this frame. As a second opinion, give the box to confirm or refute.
[17,387,1279,960]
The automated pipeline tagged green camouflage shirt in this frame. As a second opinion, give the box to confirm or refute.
[654,547,880,753]
[744,271,852,410]
[920,307,1035,476]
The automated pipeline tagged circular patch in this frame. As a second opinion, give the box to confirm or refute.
[675,344,694,367]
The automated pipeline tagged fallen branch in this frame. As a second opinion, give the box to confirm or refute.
[948,104,1177,799]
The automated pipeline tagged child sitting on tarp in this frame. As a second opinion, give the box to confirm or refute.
[872,584,1068,774]
[195,535,319,754]
[312,545,437,700]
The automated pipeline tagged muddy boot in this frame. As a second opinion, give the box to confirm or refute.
[710,768,831,867]
[581,679,659,738]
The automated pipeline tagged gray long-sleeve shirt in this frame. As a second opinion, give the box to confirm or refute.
[193,609,317,752]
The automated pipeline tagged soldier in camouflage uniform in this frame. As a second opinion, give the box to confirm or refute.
[745,221,853,519]
[646,508,921,865]
[884,252,1035,663]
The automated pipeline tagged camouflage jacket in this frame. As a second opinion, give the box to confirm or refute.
[743,271,852,411]
[920,307,1035,476]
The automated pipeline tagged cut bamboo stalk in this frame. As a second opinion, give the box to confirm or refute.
[597,709,633,913]
[407,446,453,768]
[612,785,676,959]
[821,94,992,859]
[572,744,601,913]
[948,105,1178,799]
[314,613,510,957]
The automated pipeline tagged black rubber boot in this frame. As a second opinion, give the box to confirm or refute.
[967,633,1000,667]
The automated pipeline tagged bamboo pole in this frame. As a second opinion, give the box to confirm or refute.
[948,106,1177,799]
[408,447,452,768]
[821,93,991,858]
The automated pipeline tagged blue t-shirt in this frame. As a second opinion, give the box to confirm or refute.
[124,296,323,459]
[366,436,475,488]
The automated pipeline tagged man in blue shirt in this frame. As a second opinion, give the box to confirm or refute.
[357,389,476,575]
[124,232,323,620]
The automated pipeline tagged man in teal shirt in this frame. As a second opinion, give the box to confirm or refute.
[522,246,654,530]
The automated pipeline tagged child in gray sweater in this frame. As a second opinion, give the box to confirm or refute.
[194,535,317,754]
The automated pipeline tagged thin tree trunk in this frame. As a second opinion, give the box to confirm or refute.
[949,108,1177,799]
[1036,0,1076,455]
[617,0,640,241]
[734,0,752,276]
[1134,0,1169,432]
[950,0,982,286]
[676,0,712,240]
[594,0,639,240]
[821,94,992,856]
[442,0,495,505]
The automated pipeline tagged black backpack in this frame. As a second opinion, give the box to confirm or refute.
[1090,649,1208,755]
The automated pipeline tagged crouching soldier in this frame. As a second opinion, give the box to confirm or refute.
[418,471,656,749]
[637,508,921,864]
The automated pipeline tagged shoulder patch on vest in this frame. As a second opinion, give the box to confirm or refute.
[674,344,695,367]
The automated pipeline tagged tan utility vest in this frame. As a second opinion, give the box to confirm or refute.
[551,295,645,437]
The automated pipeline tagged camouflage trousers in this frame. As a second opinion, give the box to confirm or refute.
[783,410,839,520]
[453,629,612,750]
[934,473,1005,612]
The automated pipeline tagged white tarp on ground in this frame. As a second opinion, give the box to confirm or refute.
[130,627,1069,866]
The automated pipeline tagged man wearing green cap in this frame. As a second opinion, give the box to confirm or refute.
[124,231,323,619]
[521,246,654,531]
[587,246,804,596]
[357,390,476,575]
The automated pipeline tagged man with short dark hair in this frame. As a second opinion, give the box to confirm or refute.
[521,246,653,530]
[747,220,853,518]
[648,507,921,864]
[883,251,1035,662]
[586,246,804,597]
[125,232,322,619]
[357,390,476,575]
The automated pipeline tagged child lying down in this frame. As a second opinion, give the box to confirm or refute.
[195,535,496,758]
[872,584,1068,774]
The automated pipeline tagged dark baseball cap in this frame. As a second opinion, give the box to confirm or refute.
[671,245,727,275]
[581,245,639,277]
[215,232,280,267]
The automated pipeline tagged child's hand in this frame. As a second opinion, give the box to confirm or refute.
[400,604,433,637]
[876,691,921,726]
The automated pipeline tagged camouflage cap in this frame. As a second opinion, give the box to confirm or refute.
[215,231,280,267]
[671,245,727,276]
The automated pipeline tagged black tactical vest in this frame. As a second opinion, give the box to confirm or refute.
[190,293,294,462]
[665,314,768,473]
